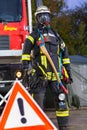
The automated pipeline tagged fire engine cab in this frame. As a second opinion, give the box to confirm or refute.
[0,0,32,94]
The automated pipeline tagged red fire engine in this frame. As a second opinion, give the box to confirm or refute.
[0,0,33,94]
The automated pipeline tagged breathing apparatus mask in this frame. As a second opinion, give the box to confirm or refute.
[35,6,51,28]
[36,13,50,26]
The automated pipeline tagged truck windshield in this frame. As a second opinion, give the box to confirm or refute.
[0,0,22,22]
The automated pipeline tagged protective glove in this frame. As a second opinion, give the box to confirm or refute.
[22,61,32,76]
[22,62,32,90]
[22,60,31,69]
[62,64,73,84]
[61,66,73,84]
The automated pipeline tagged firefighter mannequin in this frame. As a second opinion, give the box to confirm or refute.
[22,5,73,130]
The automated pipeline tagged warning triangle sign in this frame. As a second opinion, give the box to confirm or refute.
[0,81,58,130]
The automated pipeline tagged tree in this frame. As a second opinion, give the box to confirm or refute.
[31,0,87,55]
[67,3,87,55]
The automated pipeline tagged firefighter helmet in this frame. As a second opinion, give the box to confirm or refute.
[35,5,51,25]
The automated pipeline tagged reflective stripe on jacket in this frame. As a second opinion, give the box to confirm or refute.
[22,27,70,81]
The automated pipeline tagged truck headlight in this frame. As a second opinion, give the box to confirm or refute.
[58,93,65,101]
[16,70,22,79]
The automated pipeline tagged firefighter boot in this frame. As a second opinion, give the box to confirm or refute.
[57,116,69,130]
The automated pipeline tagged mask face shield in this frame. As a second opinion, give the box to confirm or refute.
[36,13,50,26]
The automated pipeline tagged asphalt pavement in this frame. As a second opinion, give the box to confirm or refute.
[0,105,87,130]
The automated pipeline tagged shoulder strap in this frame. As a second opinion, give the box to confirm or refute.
[51,28,63,44]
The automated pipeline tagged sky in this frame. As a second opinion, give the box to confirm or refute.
[65,0,87,9]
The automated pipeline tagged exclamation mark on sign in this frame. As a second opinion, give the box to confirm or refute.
[17,98,27,124]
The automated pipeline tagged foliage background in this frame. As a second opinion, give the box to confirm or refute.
[32,0,87,56]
